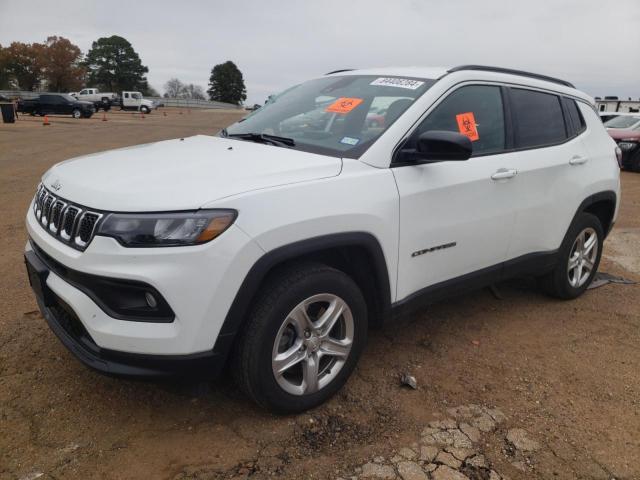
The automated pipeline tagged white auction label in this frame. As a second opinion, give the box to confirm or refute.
[370,77,425,90]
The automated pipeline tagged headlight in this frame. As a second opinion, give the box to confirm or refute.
[96,210,236,247]
[618,141,637,151]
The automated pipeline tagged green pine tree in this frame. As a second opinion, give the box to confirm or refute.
[207,61,247,105]
[84,35,149,93]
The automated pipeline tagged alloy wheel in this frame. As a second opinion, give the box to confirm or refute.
[271,293,354,396]
[567,227,598,288]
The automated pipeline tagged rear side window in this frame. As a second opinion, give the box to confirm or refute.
[411,85,505,156]
[564,98,586,136]
[510,88,567,148]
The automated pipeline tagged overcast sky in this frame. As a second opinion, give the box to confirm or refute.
[1,0,638,104]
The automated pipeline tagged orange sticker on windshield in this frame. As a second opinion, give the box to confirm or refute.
[325,97,363,114]
[456,112,479,141]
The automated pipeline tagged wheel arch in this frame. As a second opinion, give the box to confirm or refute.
[575,190,617,238]
[212,232,392,365]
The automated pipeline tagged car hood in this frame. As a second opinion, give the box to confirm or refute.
[607,128,640,141]
[42,135,342,211]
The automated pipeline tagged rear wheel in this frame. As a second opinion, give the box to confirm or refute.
[540,212,603,299]
[72,109,81,119]
[232,263,367,413]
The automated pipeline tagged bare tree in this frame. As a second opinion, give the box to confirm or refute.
[183,83,206,100]
[164,77,184,98]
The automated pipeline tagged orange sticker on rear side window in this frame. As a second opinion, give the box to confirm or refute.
[456,112,479,141]
[325,97,364,114]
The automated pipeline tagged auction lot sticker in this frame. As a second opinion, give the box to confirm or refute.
[370,77,425,90]
[325,97,364,114]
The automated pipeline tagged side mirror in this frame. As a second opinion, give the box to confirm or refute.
[416,130,472,161]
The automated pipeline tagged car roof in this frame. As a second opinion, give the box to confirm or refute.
[326,65,592,104]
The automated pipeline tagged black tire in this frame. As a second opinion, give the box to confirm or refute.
[140,106,150,114]
[232,262,368,413]
[539,212,604,299]
[72,109,81,119]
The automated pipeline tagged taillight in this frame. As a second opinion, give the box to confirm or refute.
[615,146,622,168]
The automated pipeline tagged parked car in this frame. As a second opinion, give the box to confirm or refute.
[604,114,640,171]
[604,114,640,131]
[72,88,117,111]
[17,94,95,119]
[599,111,639,123]
[25,65,620,412]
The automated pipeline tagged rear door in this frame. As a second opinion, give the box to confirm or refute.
[504,88,589,260]
[393,84,519,301]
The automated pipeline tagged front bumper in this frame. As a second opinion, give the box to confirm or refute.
[25,206,264,359]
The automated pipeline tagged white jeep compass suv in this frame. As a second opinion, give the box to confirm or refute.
[25,65,621,412]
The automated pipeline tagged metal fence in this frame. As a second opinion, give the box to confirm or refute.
[0,90,242,110]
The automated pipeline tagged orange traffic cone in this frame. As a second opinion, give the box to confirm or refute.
[43,115,50,126]
[102,113,107,122]
[140,111,145,119]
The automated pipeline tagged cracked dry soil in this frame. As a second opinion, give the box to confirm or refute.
[1,110,639,480]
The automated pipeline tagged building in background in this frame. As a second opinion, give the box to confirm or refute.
[595,96,640,113]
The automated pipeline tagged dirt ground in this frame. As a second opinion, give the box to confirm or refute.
[1,108,639,480]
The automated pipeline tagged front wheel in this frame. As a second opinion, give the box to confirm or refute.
[72,109,81,119]
[232,263,368,413]
[140,106,150,114]
[539,212,603,299]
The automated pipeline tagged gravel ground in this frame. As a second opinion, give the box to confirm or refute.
[1,109,639,480]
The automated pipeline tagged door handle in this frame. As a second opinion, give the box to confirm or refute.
[569,155,588,166]
[491,168,518,180]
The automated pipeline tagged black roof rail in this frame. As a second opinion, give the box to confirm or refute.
[325,69,354,75]
[448,65,575,89]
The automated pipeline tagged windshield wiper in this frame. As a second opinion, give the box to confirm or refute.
[225,132,296,147]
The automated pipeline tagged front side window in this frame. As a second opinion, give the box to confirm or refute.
[224,75,435,158]
[405,85,506,156]
[511,88,567,148]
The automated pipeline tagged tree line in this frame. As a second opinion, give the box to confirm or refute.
[0,35,248,105]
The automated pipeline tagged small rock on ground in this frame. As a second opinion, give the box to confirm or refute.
[398,447,417,460]
[397,461,428,480]
[506,428,540,452]
[465,454,487,468]
[360,462,396,479]
[431,465,470,480]
[419,445,439,462]
[459,423,481,443]
[435,451,462,469]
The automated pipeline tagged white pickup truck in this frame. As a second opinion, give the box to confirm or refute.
[73,88,117,111]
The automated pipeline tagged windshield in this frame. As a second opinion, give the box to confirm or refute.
[604,115,640,129]
[224,75,435,158]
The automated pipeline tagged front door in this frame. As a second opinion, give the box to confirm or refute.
[392,84,519,301]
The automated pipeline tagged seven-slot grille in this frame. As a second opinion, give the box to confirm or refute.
[33,184,103,250]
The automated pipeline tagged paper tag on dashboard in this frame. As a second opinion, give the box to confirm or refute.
[370,77,425,90]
